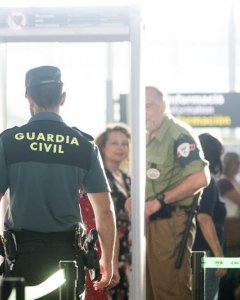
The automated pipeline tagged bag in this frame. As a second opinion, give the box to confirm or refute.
[224,217,240,248]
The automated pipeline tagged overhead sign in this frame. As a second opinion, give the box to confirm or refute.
[0,6,131,42]
[7,11,27,30]
[168,93,240,127]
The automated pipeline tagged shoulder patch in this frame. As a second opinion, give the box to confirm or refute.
[72,127,94,142]
[174,134,200,167]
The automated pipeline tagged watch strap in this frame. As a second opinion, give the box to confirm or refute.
[156,193,166,207]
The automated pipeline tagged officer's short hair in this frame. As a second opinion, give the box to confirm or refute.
[25,66,63,109]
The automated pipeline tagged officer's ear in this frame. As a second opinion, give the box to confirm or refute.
[25,90,30,100]
[26,94,34,105]
[26,95,35,116]
[60,92,66,106]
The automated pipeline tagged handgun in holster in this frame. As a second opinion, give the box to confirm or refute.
[0,231,17,275]
[75,223,100,282]
[149,204,172,221]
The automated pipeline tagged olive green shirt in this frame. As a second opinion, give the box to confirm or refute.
[146,116,208,206]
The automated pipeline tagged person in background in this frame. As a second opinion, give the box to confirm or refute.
[193,133,227,300]
[96,123,131,300]
[79,186,119,300]
[218,152,240,220]
[0,66,116,300]
[143,86,210,300]
[218,152,240,300]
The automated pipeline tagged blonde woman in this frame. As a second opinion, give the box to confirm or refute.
[96,123,131,300]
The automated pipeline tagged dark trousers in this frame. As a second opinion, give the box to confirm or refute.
[4,231,85,300]
[218,246,240,300]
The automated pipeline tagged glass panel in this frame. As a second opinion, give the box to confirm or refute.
[5,42,130,136]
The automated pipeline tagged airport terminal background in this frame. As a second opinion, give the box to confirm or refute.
[1,0,240,142]
[0,0,240,298]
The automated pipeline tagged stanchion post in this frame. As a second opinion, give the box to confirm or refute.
[191,251,205,300]
[0,277,25,300]
[59,260,78,300]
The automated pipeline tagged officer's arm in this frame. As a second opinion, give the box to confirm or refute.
[87,192,116,289]
[146,167,210,217]
[164,166,210,204]
[109,231,120,288]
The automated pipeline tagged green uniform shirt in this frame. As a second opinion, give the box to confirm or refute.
[0,112,110,232]
[146,116,208,206]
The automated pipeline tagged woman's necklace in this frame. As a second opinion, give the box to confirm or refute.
[112,170,128,197]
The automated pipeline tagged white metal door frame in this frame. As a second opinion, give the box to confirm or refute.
[0,5,145,299]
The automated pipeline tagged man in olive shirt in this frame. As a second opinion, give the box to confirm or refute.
[145,86,210,300]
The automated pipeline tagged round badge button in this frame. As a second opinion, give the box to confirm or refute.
[147,168,160,180]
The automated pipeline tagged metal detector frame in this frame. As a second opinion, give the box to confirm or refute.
[0,5,145,300]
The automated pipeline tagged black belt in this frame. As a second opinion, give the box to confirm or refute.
[12,230,75,243]
[150,204,192,222]
[170,205,192,212]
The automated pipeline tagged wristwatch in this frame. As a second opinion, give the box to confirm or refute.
[156,193,166,208]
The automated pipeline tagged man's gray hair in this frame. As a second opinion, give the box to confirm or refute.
[146,86,164,100]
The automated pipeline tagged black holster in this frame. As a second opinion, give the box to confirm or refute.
[0,231,17,275]
[75,223,100,282]
[149,205,172,222]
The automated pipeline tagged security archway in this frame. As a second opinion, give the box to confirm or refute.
[0,5,145,300]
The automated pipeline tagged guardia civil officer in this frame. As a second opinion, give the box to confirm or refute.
[144,87,210,300]
[0,66,116,299]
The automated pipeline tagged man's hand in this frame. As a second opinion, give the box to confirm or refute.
[88,192,116,290]
[93,257,113,290]
[145,199,161,221]
[108,264,120,289]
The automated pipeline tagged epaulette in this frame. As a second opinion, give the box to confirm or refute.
[72,127,94,142]
[0,126,18,138]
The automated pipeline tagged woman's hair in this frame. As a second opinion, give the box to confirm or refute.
[222,152,240,176]
[95,123,131,173]
[198,133,223,175]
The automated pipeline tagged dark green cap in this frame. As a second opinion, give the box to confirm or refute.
[25,65,62,89]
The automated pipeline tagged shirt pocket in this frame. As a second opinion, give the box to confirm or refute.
[146,158,176,193]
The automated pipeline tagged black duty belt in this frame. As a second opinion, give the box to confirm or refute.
[150,204,192,222]
[12,230,75,243]
[170,205,192,213]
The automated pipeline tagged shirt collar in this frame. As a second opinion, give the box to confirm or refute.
[29,112,64,123]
